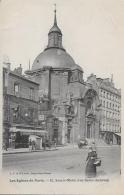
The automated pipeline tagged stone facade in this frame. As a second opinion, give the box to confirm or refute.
[3,64,40,148]
[25,65,101,145]
[87,74,121,144]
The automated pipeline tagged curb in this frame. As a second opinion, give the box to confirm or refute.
[2,144,77,155]
[2,148,58,155]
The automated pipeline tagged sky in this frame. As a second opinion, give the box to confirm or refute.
[0,0,124,89]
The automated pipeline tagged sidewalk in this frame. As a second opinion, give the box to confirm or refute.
[2,143,120,155]
[2,147,58,155]
[2,144,76,155]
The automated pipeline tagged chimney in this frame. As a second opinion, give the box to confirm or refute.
[14,64,22,75]
[3,62,11,71]
[3,55,11,71]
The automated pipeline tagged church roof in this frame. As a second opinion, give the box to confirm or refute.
[32,6,82,71]
[49,25,62,35]
[32,48,75,70]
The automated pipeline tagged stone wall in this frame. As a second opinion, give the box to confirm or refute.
[7,72,39,101]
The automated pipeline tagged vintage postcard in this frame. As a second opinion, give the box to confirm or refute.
[0,0,124,194]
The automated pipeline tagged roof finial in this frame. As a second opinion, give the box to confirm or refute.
[54,3,57,25]
[54,3,56,11]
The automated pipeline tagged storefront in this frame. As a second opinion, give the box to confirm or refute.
[9,126,47,148]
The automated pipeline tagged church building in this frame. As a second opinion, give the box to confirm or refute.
[3,7,121,148]
[25,7,101,144]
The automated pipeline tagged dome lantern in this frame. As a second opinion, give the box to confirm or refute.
[45,4,65,51]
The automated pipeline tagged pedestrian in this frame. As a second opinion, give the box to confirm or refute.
[42,139,46,150]
[29,140,32,152]
[91,141,97,152]
[3,141,8,151]
[31,140,34,151]
[54,138,57,149]
[32,140,36,151]
[85,146,97,178]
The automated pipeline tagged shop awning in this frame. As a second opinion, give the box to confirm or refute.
[29,135,41,141]
[10,127,47,135]
[114,133,121,137]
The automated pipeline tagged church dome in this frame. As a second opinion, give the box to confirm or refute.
[31,6,82,72]
[32,48,76,70]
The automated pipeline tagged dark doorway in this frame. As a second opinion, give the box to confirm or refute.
[53,129,58,142]
[15,132,29,148]
[87,124,91,138]
[67,129,71,143]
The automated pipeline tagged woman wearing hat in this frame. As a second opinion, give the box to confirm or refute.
[85,146,97,178]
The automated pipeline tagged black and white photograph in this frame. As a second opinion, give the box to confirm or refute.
[0,0,123,194]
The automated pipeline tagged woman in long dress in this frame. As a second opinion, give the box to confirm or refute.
[85,146,97,178]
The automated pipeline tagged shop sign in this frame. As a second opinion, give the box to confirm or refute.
[38,115,45,121]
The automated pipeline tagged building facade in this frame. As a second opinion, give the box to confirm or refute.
[3,63,46,149]
[87,74,121,144]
